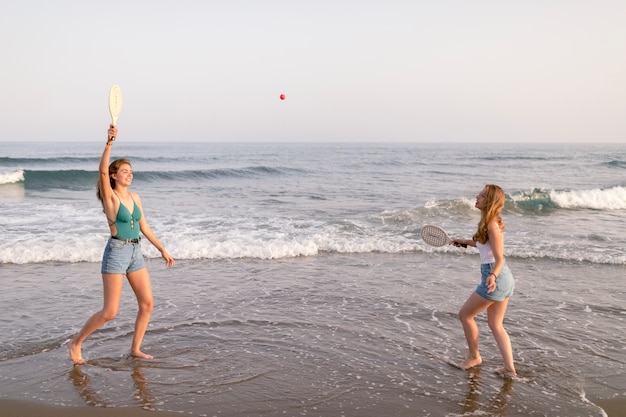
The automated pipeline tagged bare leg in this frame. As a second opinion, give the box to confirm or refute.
[487,298,517,377]
[126,267,154,359]
[69,274,124,364]
[458,292,493,369]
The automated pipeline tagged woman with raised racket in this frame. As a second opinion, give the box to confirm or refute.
[69,125,175,365]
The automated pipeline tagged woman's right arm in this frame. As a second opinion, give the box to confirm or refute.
[99,125,117,201]
[452,238,476,248]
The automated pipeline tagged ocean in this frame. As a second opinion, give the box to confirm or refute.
[1,141,625,416]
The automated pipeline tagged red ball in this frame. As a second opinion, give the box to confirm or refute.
[279,94,285,100]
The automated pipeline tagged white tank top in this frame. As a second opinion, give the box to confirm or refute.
[476,240,495,264]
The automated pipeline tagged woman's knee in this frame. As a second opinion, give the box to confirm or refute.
[459,309,474,323]
[138,298,154,314]
[459,302,478,322]
[101,308,119,322]
[487,317,504,333]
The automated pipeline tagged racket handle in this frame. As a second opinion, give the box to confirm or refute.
[109,123,117,141]
[453,242,468,248]
[111,118,117,140]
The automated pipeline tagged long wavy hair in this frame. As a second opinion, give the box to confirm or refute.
[473,184,506,244]
[96,158,132,206]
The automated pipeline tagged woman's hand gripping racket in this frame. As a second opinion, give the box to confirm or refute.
[420,225,467,251]
[108,85,122,139]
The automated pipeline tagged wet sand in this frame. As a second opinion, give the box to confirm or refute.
[0,398,186,417]
[593,398,626,417]
[1,396,625,417]
[1,255,624,417]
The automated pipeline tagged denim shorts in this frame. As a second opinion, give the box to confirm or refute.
[101,238,146,274]
[476,262,514,302]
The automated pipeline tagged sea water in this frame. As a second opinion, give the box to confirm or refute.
[0,141,624,416]
[2,141,626,264]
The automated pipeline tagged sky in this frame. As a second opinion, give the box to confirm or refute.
[2,1,625,143]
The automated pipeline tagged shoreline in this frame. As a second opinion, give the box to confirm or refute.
[0,398,188,417]
[1,396,624,417]
[593,398,626,417]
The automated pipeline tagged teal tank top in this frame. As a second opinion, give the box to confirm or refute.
[113,196,142,240]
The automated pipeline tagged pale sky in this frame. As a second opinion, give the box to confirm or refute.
[2,1,625,143]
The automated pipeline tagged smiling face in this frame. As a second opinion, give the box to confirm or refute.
[112,163,133,187]
[475,187,487,210]
[108,159,133,189]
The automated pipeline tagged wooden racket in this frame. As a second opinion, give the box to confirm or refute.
[420,225,467,248]
[108,85,123,134]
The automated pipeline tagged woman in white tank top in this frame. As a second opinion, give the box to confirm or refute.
[451,184,517,378]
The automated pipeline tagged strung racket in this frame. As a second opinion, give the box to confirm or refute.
[108,85,123,128]
[420,225,467,248]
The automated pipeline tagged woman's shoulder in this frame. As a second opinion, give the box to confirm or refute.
[130,191,143,206]
[487,220,502,232]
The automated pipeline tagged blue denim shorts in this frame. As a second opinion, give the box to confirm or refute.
[476,263,514,302]
[101,238,146,274]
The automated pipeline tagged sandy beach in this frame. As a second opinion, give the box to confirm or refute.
[1,253,624,417]
[2,396,625,417]
[0,399,185,417]
[595,398,626,417]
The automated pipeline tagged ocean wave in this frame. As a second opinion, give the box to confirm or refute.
[16,166,308,191]
[510,186,626,211]
[606,160,626,169]
[13,164,626,214]
[549,187,626,210]
[140,166,308,182]
[0,156,99,165]
[0,169,25,185]
[421,187,626,214]
[0,335,68,362]
[2,224,624,265]
[24,169,98,191]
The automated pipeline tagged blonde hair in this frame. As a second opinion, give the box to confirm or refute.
[96,158,132,205]
[473,184,506,244]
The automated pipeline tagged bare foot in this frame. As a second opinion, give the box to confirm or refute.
[459,355,482,370]
[130,350,154,360]
[68,339,85,365]
[495,367,518,379]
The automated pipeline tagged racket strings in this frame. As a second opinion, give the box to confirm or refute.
[420,226,448,247]
[109,86,123,118]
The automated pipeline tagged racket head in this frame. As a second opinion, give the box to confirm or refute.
[420,225,452,247]
[108,85,123,126]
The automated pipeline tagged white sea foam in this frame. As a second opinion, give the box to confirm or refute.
[1,142,626,265]
[550,186,626,210]
[0,169,24,184]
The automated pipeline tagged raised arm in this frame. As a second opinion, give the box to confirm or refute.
[99,125,117,201]
[97,125,121,232]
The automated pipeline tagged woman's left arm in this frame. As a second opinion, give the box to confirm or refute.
[135,194,175,267]
[486,221,505,291]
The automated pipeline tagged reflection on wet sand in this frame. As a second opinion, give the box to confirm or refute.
[461,368,514,416]
[69,357,154,411]
[131,359,155,411]
[69,366,107,407]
